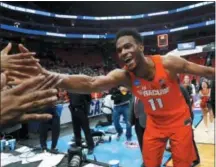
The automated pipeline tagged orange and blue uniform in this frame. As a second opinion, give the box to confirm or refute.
[127,55,195,167]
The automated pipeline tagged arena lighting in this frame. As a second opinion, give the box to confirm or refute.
[0,2,214,20]
[0,20,214,39]
[14,22,20,28]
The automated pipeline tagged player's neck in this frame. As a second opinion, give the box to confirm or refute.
[134,56,155,81]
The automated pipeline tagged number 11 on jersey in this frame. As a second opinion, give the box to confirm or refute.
[148,98,164,111]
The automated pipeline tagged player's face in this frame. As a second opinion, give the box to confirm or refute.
[116,36,143,71]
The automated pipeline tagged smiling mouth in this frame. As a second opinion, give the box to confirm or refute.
[124,58,132,64]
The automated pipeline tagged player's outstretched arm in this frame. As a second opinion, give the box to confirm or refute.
[57,69,131,93]
[17,44,131,93]
[164,55,215,79]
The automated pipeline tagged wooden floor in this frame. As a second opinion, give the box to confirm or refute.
[197,144,215,167]
[166,144,215,167]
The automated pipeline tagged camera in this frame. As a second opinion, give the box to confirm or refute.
[68,147,85,167]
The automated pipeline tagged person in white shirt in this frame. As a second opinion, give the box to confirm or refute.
[96,92,114,127]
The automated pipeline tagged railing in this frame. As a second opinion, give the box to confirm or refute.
[0,2,214,20]
[0,20,214,39]
[0,12,214,33]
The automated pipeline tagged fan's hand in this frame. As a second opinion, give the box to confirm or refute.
[1,72,7,90]
[1,43,39,72]
[1,75,59,126]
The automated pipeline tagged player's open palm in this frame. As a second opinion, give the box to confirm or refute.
[1,43,41,85]
[19,44,50,74]
[6,44,52,85]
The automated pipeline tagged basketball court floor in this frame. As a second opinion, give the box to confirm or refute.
[41,109,215,167]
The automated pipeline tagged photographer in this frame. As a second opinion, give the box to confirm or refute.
[96,91,114,127]
[68,92,94,155]
[39,88,65,153]
[39,105,60,153]
[111,86,132,141]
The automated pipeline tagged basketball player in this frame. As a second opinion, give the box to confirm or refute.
[14,29,214,167]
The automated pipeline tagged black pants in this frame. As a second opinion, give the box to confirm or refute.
[70,106,94,149]
[134,118,145,152]
[39,115,60,149]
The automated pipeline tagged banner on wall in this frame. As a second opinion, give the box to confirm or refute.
[60,99,104,125]
[88,99,104,117]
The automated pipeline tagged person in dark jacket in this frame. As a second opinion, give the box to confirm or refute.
[39,104,60,154]
[68,92,94,155]
[39,88,65,154]
[111,86,132,141]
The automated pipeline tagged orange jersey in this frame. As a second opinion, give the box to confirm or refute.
[127,55,191,128]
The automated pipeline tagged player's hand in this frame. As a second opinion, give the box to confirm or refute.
[6,44,51,85]
[18,44,51,75]
[1,43,42,85]
[15,44,62,86]
[0,75,59,126]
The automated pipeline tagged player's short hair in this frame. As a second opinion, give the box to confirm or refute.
[115,28,143,44]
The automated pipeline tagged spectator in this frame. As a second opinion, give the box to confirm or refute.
[111,86,132,141]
